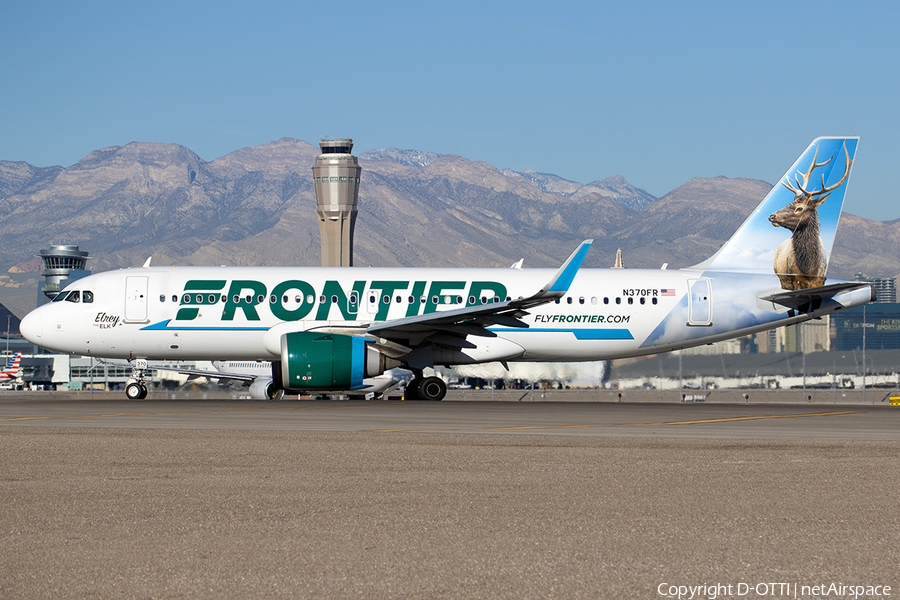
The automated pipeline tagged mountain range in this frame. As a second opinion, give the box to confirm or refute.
[0,137,897,319]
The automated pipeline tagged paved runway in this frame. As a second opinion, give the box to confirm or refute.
[2,394,899,598]
[2,393,900,440]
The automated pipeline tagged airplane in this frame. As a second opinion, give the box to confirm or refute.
[19,137,874,401]
[0,351,22,381]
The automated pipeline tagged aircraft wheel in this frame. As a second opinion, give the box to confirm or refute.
[418,376,447,401]
[125,382,146,400]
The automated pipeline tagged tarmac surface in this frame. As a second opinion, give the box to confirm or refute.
[2,392,899,598]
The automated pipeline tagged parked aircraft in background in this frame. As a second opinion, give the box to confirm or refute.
[20,137,873,401]
[0,351,22,382]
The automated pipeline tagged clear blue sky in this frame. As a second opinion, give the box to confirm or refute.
[2,1,898,221]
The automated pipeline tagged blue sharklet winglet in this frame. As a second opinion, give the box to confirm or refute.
[540,239,593,297]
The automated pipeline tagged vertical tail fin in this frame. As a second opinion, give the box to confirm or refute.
[1,351,21,379]
[692,137,858,289]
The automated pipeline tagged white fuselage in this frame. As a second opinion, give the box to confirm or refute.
[19,265,871,364]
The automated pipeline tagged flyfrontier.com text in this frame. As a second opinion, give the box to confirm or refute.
[657,582,891,599]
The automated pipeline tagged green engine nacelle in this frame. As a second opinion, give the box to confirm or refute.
[280,332,386,391]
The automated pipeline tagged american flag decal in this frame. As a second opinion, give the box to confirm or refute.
[661,288,675,296]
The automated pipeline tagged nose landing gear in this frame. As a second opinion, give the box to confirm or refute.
[125,358,149,400]
[125,381,148,400]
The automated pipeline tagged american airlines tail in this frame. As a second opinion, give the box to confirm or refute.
[0,351,22,380]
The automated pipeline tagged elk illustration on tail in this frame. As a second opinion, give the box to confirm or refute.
[768,143,852,290]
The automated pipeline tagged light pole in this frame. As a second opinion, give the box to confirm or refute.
[5,315,9,355]
[862,304,867,405]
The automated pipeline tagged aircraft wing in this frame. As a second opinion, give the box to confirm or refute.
[157,365,258,383]
[366,240,592,350]
[93,360,258,383]
[758,282,876,310]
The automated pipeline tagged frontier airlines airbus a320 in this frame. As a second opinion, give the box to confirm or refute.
[20,137,874,401]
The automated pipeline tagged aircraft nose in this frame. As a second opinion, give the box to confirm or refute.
[19,309,42,344]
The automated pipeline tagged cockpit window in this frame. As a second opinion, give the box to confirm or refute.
[52,291,69,302]
[65,291,80,303]
[83,291,93,304]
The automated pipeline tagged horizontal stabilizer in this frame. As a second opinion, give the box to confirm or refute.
[758,282,875,310]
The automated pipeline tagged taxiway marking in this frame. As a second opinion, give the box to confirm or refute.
[371,410,862,432]
[0,402,405,422]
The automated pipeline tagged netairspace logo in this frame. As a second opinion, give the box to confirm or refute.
[657,582,892,599]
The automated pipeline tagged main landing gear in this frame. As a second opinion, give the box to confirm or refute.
[125,358,149,400]
[407,371,448,401]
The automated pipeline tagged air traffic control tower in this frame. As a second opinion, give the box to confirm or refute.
[312,138,361,267]
[37,244,90,304]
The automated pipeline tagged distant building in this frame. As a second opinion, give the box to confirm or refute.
[854,273,896,303]
[612,248,624,268]
[831,302,900,350]
[781,319,830,353]
[741,319,832,354]
[0,302,20,338]
[37,245,90,305]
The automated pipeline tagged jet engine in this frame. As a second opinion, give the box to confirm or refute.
[280,331,396,391]
[249,378,284,400]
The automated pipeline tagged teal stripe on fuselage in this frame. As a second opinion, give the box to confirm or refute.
[490,328,633,340]
[141,320,268,331]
